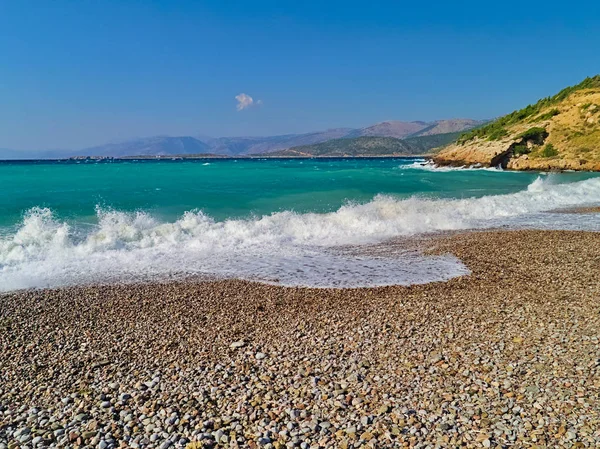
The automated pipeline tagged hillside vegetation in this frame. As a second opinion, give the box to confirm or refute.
[262,133,461,157]
[435,76,600,170]
[263,137,415,157]
[403,132,464,152]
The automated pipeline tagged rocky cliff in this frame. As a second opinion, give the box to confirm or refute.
[435,76,600,171]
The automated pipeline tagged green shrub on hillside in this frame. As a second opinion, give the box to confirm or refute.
[457,124,508,144]
[517,127,549,144]
[533,108,560,121]
[541,143,559,158]
[487,127,509,140]
[512,144,530,156]
[458,75,600,144]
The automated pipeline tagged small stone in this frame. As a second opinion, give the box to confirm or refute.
[360,431,373,441]
[15,427,31,437]
[429,352,443,363]
[230,340,246,349]
[377,404,391,414]
[213,430,224,441]
[91,359,111,369]
[83,431,96,440]
[255,352,267,360]
[565,431,577,440]
[69,431,80,442]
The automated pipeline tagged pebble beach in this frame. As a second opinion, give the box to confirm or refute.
[1,230,599,448]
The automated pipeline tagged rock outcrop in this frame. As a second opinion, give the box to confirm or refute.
[435,76,600,171]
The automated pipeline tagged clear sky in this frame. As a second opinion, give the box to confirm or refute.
[1,0,600,150]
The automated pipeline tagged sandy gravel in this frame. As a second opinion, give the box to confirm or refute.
[1,230,599,448]
[556,206,600,214]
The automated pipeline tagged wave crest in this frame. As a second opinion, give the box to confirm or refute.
[1,176,599,291]
[400,160,505,172]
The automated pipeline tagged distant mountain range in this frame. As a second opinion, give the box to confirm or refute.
[266,136,419,157]
[200,128,355,156]
[0,119,485,159]
[350,121,430,139]
[266,132,465,157]
[81,136,211,158]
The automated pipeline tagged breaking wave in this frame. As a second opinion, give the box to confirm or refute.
[1,176,599,291]
[400,160,505,172]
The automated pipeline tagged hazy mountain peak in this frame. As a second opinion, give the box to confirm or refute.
[409,119,487,137]
[80,136,210,157]
[0,118,482,159]
[356,121,430,139]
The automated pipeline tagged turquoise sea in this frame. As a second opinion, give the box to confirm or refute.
[1,157,599,291]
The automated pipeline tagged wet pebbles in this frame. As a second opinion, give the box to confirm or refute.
[1,230,599,448]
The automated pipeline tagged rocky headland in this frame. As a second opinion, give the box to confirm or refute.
[435,76,600,171]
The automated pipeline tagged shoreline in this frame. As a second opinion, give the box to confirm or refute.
[555,205,600,214]
[1,230,600,447]
[433,155,600,172]
[433,147,600,173]
[0,155,431,164]
[5,155,600,173]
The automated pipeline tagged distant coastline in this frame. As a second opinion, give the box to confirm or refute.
[0,154,432,163]
[4,155,600,173]
[0,120,482,161]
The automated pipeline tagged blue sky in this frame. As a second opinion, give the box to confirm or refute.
[1,0,600,150]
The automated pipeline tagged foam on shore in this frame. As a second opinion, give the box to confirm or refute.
[1,176,599,291]
[399,159,506,172]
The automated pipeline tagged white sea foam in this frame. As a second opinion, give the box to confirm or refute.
[401,160,505,172]
[1,176,599,291]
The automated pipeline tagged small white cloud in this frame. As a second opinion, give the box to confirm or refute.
[235,93,261,111]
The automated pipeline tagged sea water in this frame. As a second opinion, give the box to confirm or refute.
[1,157,599,291]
